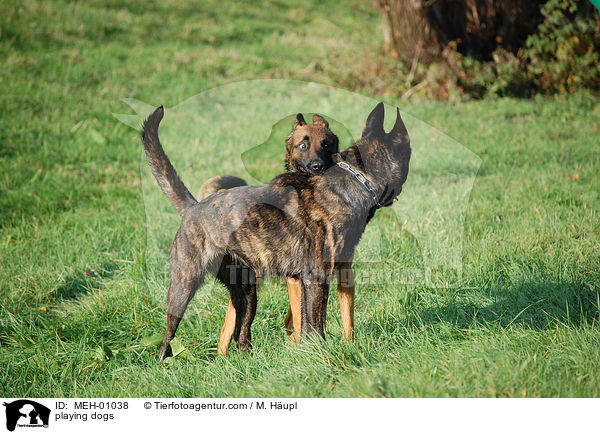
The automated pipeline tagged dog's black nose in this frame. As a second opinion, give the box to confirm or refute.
[311,161,325,172]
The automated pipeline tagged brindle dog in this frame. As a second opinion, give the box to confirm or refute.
[196,113,340,353]
[141,103,410,360]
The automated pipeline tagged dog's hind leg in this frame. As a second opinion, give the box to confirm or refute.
[301,274,330,338]
[219,271,264,354]
[158,266,205,360]
[216,257,257,353]
[231,276,257,352]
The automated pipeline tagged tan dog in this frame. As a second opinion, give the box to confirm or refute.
[197,113,341,353]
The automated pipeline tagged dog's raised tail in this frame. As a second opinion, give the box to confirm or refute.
[142,106,197,216]
[197,175,247,201]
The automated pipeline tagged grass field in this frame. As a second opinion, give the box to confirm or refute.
[1,0,599,397]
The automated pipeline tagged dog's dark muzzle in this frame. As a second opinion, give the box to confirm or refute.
[299,160,329,175]
[310,161,327,173]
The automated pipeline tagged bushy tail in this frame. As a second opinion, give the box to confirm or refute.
[197,175,247,201]
[142,106,197,215]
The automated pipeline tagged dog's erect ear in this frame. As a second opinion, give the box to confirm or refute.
[386,107,410,149]
[293,113,307,130]
[312,114,329,128]
[362,102,385,139]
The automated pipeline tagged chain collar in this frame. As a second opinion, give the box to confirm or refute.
[336,161,381,208]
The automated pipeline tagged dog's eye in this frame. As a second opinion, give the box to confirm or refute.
[298,142,309,151]
[323,141,329,148]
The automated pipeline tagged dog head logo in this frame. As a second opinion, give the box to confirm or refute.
[3,400,50,431]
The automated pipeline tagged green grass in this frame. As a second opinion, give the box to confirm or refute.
[1,0,599,397]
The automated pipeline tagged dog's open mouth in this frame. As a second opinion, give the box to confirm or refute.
[378,185,396,207]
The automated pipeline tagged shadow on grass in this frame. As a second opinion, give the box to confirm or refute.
[419,279,599,330]
[358,278,599,338]
[56,262,118,300]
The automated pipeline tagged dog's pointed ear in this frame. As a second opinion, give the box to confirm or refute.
[293,113,307,130]
[362,102,385,139]
[312,114,329,128]
[386,107,410,148]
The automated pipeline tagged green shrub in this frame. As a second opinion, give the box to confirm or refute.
[378,0,600,98]
[458,0,600,97]
[525,0,600,93]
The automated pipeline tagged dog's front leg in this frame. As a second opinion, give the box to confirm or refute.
[300,272,330,338]
[336,262,355,341]
[284,276,303,343]
[218,297,236,355]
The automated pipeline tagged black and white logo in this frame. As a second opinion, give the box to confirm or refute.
[3,400,50,432]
